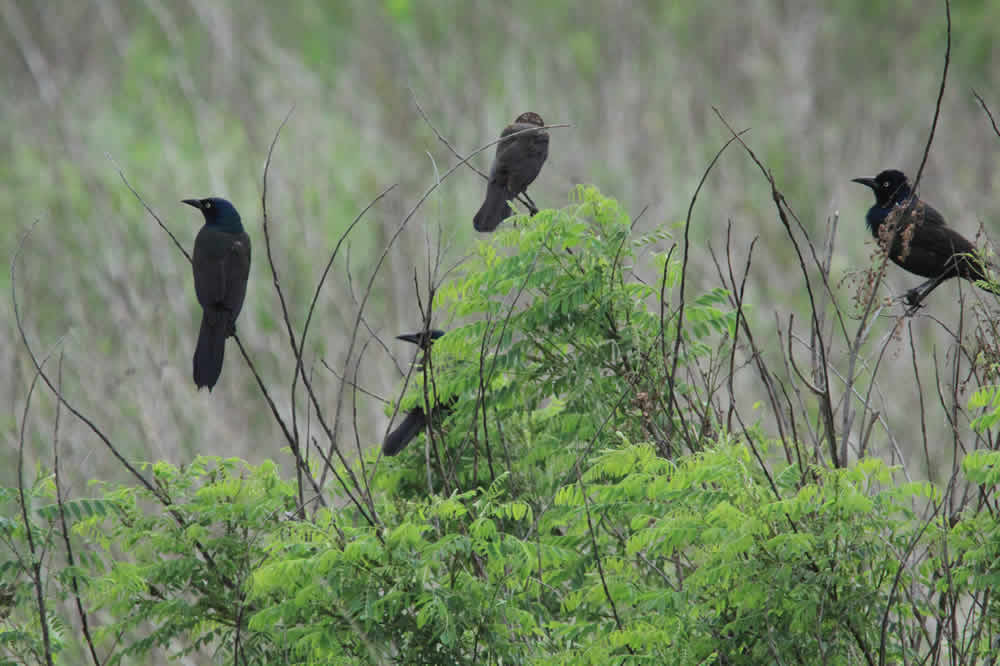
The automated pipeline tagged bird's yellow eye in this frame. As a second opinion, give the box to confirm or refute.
[204,201,212,208]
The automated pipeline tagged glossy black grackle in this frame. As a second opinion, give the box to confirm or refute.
[183,197,251,390]
[383,329,447,456]
[853,169,995,305]
[473,112,550,232]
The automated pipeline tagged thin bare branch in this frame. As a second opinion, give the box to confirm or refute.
[912,0,950,192]
[972,89,1000,139]
[18,353,55,666]
[108,153,192,263]
[50,351,101,665]
[12,222,164,501]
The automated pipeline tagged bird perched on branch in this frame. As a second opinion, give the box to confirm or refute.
[183,197,251,390]
[852,169,995,305]
[383,329,448,456]
[473,111,550,232]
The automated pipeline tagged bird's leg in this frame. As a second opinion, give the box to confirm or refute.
[513,194,535,216]
[521,191,540,216]
[903,288,926,310]
[901,284,932,316]
[905,275,948,308]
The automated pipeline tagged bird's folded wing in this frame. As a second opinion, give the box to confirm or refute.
[192,230,229,308]
[222,234,251,315]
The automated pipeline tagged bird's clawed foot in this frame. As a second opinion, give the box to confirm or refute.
[903,288,926,311]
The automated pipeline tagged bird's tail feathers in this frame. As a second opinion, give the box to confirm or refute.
[382,409,427,456]
[193,311,229,390]
[473,182,512,232]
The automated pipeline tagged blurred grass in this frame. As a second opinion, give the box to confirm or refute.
[3,0,999,490]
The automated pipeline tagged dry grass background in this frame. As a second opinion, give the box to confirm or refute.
[3,0,999,493]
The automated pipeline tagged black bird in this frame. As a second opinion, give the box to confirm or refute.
[183,197,251,390]
[853,169,994,305]
[383,329,447,457]
[473,112,550,232]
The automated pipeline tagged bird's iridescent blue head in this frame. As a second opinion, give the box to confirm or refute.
[852,169,912,208]
[182,197,244,233]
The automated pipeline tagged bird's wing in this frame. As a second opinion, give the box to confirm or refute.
[915,200,947,227]
[193,228,251,315]
[892,221,980,279]
[911,203,990,279]
[495,123,549,194]
[222,231,251,318]
[909,222,975,257]
[192,227,228,308]
[487,125,521,186]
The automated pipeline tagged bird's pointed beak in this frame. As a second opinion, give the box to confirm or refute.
[851,177,877,190]
[397,329,444,347]
[396,332,422,345]
[182,198,203,210]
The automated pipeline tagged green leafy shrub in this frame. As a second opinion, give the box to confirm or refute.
[4,190,1000,664]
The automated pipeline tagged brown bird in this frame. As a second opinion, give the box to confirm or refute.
[473,111,550,232]
[183,197,251,390]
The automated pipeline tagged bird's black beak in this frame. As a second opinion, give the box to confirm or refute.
[182,198,203,210]
[397,332,423,345]
[397,330,445,348]
[851,177,877,190]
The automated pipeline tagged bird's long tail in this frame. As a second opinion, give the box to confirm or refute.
[193,310,229,390]
[473,181,512,232]
[383,408,426,456]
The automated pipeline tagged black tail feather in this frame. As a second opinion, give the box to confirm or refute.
[193,312,228,390]
[382,409,426,456]
[473,182,512,232]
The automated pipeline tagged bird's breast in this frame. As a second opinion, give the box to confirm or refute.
[865,207,888,237]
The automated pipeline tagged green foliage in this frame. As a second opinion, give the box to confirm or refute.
[5,191,1000,663]
[969,382,1000,433]
[383,186,733,498]
[0,469,102,663]
[85,457,297,663]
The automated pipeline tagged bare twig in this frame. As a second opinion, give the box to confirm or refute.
[18,355,55,666]
[231,334,326,507]
[665,128,748,450]
[51,351,101,664]
[713,108,840,466]
[258,106,304,434]
[12,223,164,502]
[912,0,950,192]
[320,358,388,404]
[972,89,1000,140]
[253,109,384,521]
[294,182,397,400]
[108,153,192,263]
